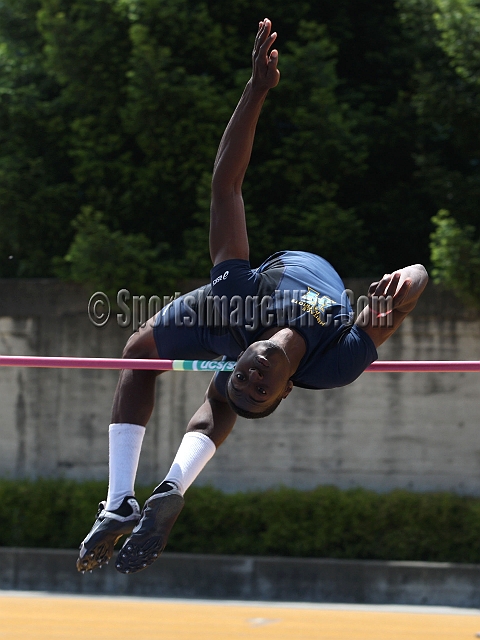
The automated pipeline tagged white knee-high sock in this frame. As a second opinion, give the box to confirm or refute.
[162,432,216,495]
[106,423,145,510]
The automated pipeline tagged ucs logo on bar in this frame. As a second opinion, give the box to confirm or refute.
[196,360,235,371]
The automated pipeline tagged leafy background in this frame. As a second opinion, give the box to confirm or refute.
[0,0,479,304]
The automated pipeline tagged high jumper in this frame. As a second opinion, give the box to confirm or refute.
[76,18,428,575]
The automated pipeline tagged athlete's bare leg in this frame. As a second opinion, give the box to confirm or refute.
[76,316,165,573]
[111,316,164,426]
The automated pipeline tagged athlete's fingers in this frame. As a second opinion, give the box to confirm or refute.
[369,274,392,298]
[252,19,280,89]
[266,48,280,86]
[253,19,265,51]
[259,30,277,58]
[268,48,279,69]
[253,21,271,68]
[255,18,271,51]
[369,272,411,312]
[383,272,401,298]
[392,278,412,308]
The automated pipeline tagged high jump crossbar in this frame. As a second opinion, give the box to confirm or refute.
[0,356,479,372]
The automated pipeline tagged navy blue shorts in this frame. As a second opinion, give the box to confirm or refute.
[152,291,221,361]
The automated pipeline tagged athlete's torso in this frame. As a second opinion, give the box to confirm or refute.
[154,251,377,393]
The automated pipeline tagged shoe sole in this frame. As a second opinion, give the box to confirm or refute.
[76,521,137,573]
[115,493,184,574]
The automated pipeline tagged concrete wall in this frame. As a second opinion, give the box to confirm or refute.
[3,548,480,608]
[0,278,479,495]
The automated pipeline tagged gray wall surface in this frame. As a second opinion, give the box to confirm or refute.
[0,278,479,495]
[3,548,480,608]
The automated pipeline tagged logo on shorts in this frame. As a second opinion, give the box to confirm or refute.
[292,287,337,325]
[212,270,229,287]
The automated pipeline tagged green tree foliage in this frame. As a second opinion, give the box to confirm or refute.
[430,209,480,308]
[0,0,78,277]
[1,0,480,293]
[397,0,480,305]
[52,206,179,297]
[185,20,371,276]
[243,21,370,273]
[399,0,480,216]
[119,0,230,271]
[433,0,480,83]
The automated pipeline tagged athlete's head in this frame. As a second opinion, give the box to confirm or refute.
[226,340,294,419]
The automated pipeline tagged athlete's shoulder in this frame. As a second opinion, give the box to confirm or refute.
[209,257,259,300]
[210,257,251,281]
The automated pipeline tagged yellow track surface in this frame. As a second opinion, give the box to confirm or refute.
[1,593,480,640]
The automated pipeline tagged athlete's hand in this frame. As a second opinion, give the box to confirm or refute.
[251,18,280,92]
[367,272,412,314]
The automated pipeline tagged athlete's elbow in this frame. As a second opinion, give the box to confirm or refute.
[414,263,429,279]
[405,264,429,290]
[415,264,429,291]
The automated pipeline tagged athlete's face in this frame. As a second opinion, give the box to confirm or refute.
[227,340,293,414]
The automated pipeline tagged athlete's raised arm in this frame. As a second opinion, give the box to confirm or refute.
[209,18,280,266]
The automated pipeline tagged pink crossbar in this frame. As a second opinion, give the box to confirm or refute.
[0,355,479,372]
[366,361,480,372]
[0,356,175,370]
